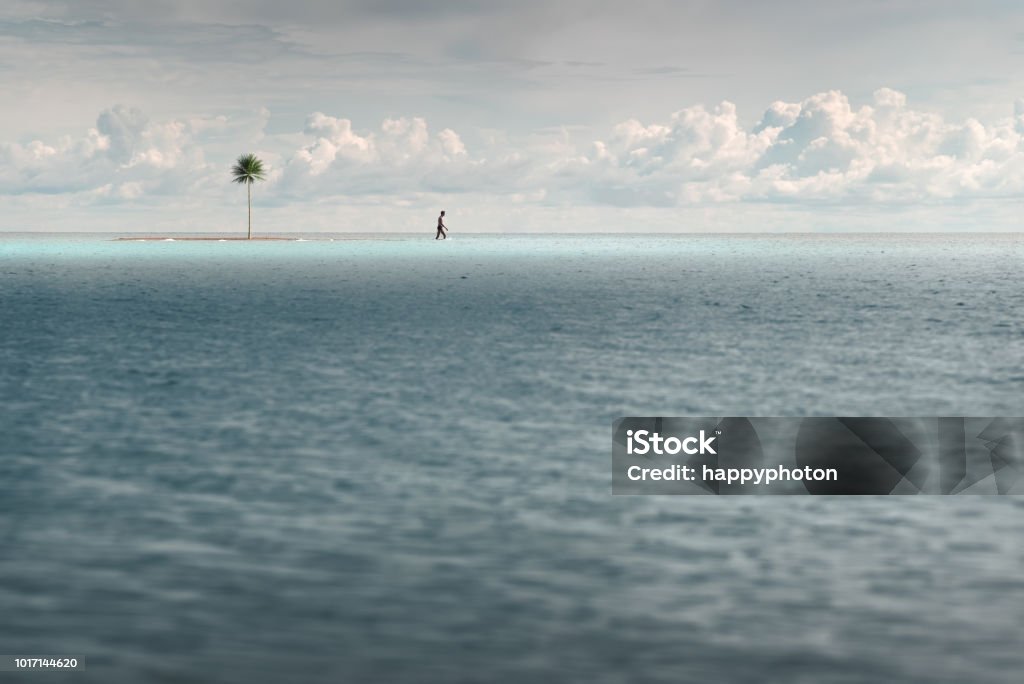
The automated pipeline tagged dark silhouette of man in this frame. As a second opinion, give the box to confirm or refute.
[435,210,447,240]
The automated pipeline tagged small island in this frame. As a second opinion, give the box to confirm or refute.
[120,154,274,241]
[115,236,292,241]
[114,235,398,241]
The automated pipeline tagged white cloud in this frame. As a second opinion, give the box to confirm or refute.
[0,105,216,198]
[0,105,279,206]
[570,88,1024,206]
[280,112,492,198]
[4,88,1024,231]
[265,88,1024,210]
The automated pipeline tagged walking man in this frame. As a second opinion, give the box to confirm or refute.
[435,210,447,240]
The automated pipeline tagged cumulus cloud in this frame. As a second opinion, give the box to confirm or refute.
[0,105,217,199]
[279,112,513,198]
[273,88,1024,208]
[5,88,1024,214]
[576,88,1024,205]
[0,105,278,204]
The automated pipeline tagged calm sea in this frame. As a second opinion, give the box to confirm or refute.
[2,233,1023,683]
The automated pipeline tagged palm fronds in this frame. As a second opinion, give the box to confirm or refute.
[231,153,266,185]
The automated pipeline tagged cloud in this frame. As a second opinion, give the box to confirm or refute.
[0,105,274,201]
[270,88,1024,209]
[279,113,475,199]
[6,88,1024,217]
[0,109,195,199]
[568,88,1024,206]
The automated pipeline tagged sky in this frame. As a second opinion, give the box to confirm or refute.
[2,0,1024,232]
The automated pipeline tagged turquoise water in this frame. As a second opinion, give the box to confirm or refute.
[2,233,1023,683]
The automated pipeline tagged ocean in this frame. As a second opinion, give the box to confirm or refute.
[1,233,1022,683]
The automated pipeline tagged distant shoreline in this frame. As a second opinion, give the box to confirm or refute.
[115,237,290,241]
[112,236,400,241]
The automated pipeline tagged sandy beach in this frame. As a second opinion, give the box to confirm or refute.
[113,236,408,241]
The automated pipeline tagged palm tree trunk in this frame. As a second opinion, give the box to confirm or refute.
[247,182,252,240]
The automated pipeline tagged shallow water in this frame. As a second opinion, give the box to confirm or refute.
[1,233,1023,683]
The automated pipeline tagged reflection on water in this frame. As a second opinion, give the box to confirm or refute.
[1,234,1023,683]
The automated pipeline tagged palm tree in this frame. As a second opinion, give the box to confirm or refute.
[231,153,267,239]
